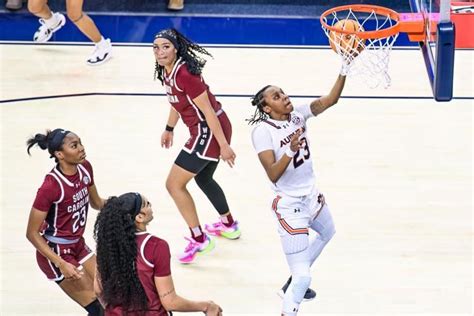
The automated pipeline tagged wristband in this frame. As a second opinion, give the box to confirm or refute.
[340,62,349,76]
[285,147,297,158]
[165,125,174,132]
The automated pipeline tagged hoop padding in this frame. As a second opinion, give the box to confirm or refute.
[321,5,402,88]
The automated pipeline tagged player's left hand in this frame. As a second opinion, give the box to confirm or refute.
[220,143,236,168]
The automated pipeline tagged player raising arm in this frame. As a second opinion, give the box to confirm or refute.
[249,71,346,315]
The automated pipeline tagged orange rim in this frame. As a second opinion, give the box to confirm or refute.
[320,4,401,39]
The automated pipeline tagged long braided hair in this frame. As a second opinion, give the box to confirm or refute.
[154,28,212,84]
[94,193,148,314]
[247,85,272,125]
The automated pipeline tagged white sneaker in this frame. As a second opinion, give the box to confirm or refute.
[33,12,66,43]
[86,38,112,66]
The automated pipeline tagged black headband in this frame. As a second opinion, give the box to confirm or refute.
[49,129,70,156]
[133,192,143,217]
[155,29,179,50]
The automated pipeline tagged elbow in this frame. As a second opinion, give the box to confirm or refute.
[26,229,35,243]
[161,292,184,312]
[268,174,280,183]
[328,97,339,107]
[90,199,103,211]
[160,296,175,311]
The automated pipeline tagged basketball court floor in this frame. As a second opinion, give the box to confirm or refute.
[1,43,472,315]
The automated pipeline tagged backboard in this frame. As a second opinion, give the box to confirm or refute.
[409,0,455,101]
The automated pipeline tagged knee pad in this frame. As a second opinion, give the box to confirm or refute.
[292,275,312,303]
[281,233,308,255]
[320,226,336,243]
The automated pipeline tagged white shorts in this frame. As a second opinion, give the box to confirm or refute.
[270,187,325,238]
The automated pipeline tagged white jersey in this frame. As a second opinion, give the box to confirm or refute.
[252,104,317,197]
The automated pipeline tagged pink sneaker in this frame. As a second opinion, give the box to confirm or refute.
[205,220,241,240]
[178,235,215,264]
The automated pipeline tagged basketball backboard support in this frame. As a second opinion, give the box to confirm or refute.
[409,0,455,101]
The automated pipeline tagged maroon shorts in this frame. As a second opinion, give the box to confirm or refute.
[183,111,232,161]
[36,236,94,281]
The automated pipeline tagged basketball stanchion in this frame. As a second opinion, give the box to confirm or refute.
[321,4,425,89]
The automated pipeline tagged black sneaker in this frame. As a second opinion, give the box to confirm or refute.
[277,276,317,301]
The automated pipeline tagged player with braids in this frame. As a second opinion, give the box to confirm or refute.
[249,68,347,315]
[153,28,241,264]
[247,84,271,125]
[25,128,105,315]
[93,193,223,315]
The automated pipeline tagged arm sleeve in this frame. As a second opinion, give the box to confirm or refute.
[32,176,61,212]
[251,125,274,154]
[151,238,172,277]
[176,66,207,99]
[81,160,95,187]
[295,104,314,121]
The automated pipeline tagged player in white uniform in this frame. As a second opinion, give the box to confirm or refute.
[249,71,346,315]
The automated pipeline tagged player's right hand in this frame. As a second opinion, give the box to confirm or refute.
[289,128,303,152]
[204,301,223,316]
[59,260,83,280]
[161,131,174,148]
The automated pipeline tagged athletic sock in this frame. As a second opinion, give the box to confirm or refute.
[220,213,234,227]
[84,299,104,316]
[190,226,205,243]
[44,13,59,28]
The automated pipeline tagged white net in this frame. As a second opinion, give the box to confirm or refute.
[321,8,399,88]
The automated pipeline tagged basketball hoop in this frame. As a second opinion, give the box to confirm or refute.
[321,4,425,88]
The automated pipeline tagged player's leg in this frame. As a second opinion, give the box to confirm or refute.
[167,152,215,263]
[79,254,103,315]
[58,271,103,315]
[36,240,103,315]
[282,257,311,315]
[307,195,336,266]
[57,239,103,315]
[28,0,51,19]
[272,194,312,315]
[195,161,241,239]
[29,0,66,42]
[166,162,200,229]
[65,0,112,65]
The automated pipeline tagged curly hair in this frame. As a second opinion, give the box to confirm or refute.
[94,193,148,314]
[247,85,272,125]
[154,28,213,84]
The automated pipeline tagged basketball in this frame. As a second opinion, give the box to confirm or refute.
[329,19,365,56]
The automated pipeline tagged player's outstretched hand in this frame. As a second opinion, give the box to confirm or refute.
[220,143,236,168]
[204,301,223,316]
[161,131,174,148]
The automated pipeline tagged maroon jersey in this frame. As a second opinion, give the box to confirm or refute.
[164,58,222,128]
[105,232,171,316]
[164,59,232,160]
[32,160,94,241]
